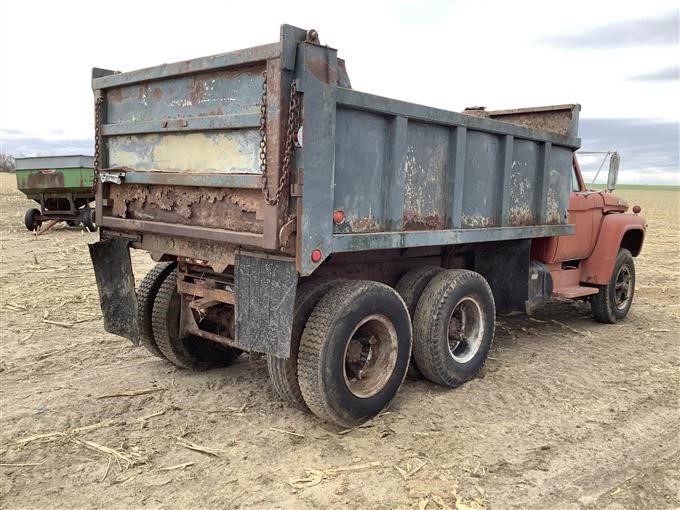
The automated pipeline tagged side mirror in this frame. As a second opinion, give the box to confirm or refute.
[607,152,620,192]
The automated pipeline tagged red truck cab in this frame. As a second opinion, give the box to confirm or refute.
[532,154,646,323]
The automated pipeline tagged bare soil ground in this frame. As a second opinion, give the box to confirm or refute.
[1,173,678,509]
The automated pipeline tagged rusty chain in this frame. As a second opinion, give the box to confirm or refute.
[259,71,302,205]
[93,94,104,194]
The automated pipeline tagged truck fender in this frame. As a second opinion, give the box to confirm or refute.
[580,213,646,285]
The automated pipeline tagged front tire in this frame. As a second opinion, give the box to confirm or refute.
[151,270,241,370]
[297,280,412,427]
[412,270,495,387]
[591,248,635,324]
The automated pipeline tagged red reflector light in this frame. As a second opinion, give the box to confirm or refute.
[311,249,322,263]
[333,210,345,225]
[632,205,641,214]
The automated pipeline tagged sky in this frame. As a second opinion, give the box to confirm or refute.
[0,0,678,185]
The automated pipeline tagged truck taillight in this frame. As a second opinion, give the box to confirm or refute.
[633,205,641,214]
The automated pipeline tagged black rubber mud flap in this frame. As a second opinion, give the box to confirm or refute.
[89,238,140,344]
[234,254,298,357]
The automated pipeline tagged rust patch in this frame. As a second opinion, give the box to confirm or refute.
[26,169,65,190]
[403,210,445,231]
[198,107,224,117]
[152,87,163,102]
[108,184,264,233]
[108,88,124,103]
[349,216,379,233]
[545,191,562,224]
[489,111,573,136]
[509,206,535,226]
[188,78,207,106]
[307,56,337,84]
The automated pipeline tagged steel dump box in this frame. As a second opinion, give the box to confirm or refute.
[92,25,579,276]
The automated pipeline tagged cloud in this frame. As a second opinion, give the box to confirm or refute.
[628,65,679,81]
[543,12,679,48]
[1,135,93,157]
[577,118,679,184]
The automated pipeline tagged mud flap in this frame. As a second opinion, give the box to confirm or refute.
[234,253,298,358]
[89,238,140,344]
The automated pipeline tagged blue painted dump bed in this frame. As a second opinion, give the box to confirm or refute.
[92,24,579,276]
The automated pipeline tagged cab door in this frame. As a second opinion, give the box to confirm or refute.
[553,160,603,262]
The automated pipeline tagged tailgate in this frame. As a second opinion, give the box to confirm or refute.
[92,25,307,251]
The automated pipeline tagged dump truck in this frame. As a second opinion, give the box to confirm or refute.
[89,25,646,427]
[16,155,97,232]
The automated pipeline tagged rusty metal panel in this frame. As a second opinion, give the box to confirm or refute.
[546,145,573,224]
[508,139,540,226]
[333,109,390,233]
[107,184,264,232]
[461,131,501,228]
[403,121,448,230]
[105,66,263,125]
[486,104,580,137]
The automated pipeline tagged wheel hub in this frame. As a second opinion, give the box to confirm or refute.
[614,264,632,310]
[446,297,484,364]
[343,314,398,399]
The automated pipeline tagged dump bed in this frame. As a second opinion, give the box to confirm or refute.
[92,24,579,276]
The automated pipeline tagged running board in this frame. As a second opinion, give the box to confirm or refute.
[553,286,599,299]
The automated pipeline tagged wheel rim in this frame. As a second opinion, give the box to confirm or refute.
[342,314,398,399]
[446,297,484,363]
[614,264,633,310]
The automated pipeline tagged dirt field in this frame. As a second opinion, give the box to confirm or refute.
[1,173,678,509]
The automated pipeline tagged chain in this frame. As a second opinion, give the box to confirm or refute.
[259,71,302,206]
[93,94,104,194]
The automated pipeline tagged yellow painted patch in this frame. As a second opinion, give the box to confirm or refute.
[109,132,258,173]
[109,149,143,168]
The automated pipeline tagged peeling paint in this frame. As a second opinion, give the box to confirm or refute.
[461,214,494,228]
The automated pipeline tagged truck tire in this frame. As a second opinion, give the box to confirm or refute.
[413,270,495,387]
[394,266,444,378]
[137,262,177,359]
[298,280,412,427]
[24,208,41,231]
[591,248,635,324]
[152,270,241,370]
[267,278,344,411]
[82,208,97,232]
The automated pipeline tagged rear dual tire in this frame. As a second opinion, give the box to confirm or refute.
[137,262,177,359]
[394,266,444,378]
[297,281,412,428]
[412,270,496,387]
[151,270,242,370]
[267,278,344,411]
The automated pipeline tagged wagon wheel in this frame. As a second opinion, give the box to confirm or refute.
[24,208,42,232]
[82,208,97,232]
